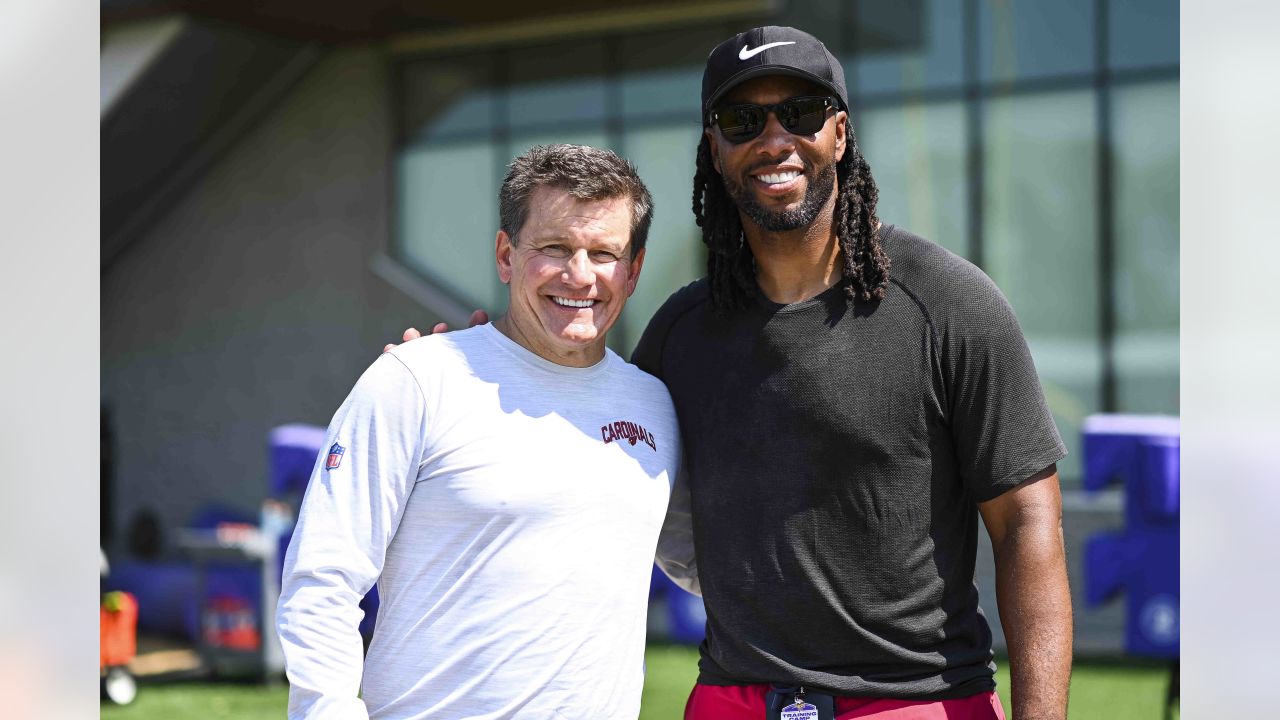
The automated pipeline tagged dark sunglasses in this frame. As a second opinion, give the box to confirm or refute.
[707,96,838,144]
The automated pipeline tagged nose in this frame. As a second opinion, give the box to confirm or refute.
[755,111,796,156]
[562,250,594,286]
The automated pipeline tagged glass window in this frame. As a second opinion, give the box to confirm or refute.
[397,140,505,312]
[615,122,706,356]
[983,90,1098,482]
[850,0,965,96]
[618,27,728,121]
[391,5,1179,440]
[507,130,611,160]
[1110,0,1179,71]
[857,101,968,257]
[506,41,608,128]
[1112,81,1178,413]
[775,5,846,52]
[978,0,1094,83]
[401,53,497,143]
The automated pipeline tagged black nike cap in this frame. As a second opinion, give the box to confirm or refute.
[701,26,848,124]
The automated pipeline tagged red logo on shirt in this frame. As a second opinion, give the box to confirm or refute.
[325,443,345,469]
[601,420,657,451]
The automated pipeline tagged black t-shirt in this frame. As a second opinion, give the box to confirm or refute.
[631,225,1066,699]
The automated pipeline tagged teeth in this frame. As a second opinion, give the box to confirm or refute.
[757,171,800,185]
[553,297,595,308]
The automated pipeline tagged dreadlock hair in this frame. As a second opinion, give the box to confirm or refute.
[692,116,890,311]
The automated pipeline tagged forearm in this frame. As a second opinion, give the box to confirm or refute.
[277,497,378,719]
[654,466,700,596]
[991,518,1073,720]
[277,573,371,719]
[275,353,425,718]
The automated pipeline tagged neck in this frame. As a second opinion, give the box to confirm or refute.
[741,196,842,305]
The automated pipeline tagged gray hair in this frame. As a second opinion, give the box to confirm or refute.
[499,144,654,257]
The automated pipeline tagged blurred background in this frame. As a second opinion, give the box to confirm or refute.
[98,0,1179,717]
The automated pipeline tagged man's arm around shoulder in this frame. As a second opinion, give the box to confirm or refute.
[654,463,699,596]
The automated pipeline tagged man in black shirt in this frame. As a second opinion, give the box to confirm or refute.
[394,25,1071,720]
[632,26,1070,720]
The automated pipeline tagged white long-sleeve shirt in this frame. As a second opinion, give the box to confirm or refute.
[277,324,682,719]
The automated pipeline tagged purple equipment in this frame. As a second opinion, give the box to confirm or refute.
[270,424,380,640]
[649,564,706,645]
[1082,414,1179,716]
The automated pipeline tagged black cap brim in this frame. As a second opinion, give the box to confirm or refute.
[704,65,847,119]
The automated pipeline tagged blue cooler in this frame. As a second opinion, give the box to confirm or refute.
[1081,414,1179,659]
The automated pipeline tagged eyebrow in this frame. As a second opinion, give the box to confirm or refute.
[528,235,628,251]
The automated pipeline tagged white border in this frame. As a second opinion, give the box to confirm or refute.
[1181,0,1280,715]
[0,0,101,717]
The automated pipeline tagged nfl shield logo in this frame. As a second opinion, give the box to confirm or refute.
[325,443,345,470]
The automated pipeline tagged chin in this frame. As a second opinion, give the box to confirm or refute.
[560,329,601,345]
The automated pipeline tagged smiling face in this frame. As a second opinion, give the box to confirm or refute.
[706,75,847,233]
[495,185,645,367]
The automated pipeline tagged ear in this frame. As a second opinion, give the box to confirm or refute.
[495,230,514,284]
[704,128,722,174]
[833,109,848,163]
[625,247,646,297]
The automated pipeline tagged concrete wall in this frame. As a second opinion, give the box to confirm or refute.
[102,45,428,553]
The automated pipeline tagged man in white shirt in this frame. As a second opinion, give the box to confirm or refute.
[276,144,683,719]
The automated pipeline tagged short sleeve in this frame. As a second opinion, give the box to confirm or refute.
[943,275,1067,502]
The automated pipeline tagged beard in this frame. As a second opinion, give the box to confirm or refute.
[722,158,837,232]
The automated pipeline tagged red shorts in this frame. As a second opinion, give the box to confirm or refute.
[683,683,1006,720]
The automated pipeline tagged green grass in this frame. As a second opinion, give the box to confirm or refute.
[1053,660,1179,720]
[101,679,287,719]
[103,646,1176,719]
[639,644,699,718]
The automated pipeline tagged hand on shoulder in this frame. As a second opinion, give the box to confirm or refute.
[381,310,490,353]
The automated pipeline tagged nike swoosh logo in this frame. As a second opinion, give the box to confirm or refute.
[739,41,796,60]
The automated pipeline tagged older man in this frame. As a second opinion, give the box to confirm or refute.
[278,144,681,719]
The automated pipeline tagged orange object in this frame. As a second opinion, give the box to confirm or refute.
[101,591,138,668]
[203,595,262,651]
